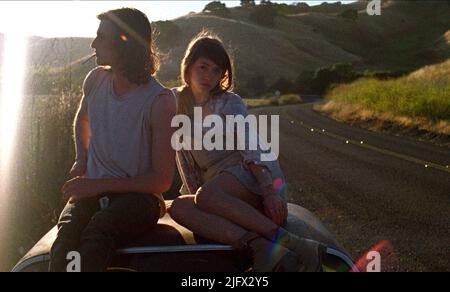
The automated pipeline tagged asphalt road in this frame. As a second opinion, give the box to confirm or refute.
[250,98,450,272]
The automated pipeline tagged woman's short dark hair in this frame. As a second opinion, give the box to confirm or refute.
[97,8,159,85]
[177,31,234,115]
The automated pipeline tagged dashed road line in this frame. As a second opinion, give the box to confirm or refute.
[285,114,450,175]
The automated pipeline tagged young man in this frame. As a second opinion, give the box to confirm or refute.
[49,8,176,272]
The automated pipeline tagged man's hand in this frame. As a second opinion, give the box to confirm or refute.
[62,177,103,203]
[262,187,288,226]
[69,160,87,179]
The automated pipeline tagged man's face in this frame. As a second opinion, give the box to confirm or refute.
[91,20,118,66]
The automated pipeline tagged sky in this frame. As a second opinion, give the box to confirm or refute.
[0,1,355,38]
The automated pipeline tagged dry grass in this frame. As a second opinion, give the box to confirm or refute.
[319,53,450,139]
[245,94,302,108]
[165,13,332,85]
[244,98,273,108]
[407,59,450,83]
[316,100,450,137]
[320,58,450,136]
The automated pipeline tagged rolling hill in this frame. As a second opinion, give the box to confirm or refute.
[155,0,450,91]
[0,0,449,95]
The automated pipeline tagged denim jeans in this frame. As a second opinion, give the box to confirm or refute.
[49,193,160,272]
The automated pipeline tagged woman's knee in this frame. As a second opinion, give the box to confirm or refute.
[168,196,196,222]
[194,186,218,211]
[198,174,263,210]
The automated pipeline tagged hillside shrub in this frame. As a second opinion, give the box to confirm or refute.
[203,1,230,18]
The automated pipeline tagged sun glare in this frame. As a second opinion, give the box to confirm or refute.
[0,28,28,243]
[0,32,28,173]
[0,22,28,262]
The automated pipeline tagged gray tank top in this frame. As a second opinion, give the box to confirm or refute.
[84,67,167,180]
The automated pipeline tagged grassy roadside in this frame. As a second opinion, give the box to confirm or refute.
[244,94,302,109]
[315,60,450,141]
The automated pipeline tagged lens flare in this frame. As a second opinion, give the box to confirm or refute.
[0,34,28,171]
[354,240,396,272]
[0,30,28,262]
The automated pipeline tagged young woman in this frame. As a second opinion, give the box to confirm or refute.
[169,32,323,272]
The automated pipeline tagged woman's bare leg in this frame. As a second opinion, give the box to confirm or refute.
[169,195,301,272]
[194,172,280,239]
[169,195,247,245]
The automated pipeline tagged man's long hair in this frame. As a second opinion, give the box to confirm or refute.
[97,8,159,85]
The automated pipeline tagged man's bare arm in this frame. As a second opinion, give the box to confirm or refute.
[63,92,177,200]
[74,97,91,162]
[69,96,91,178]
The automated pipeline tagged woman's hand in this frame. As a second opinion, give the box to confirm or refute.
[262,186,288,226]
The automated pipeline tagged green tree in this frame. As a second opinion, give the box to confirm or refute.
[203,1,230,17]
[269,77,294,94]
[312,63,358,94]
[240,0,256,8]
[293,71,314,94]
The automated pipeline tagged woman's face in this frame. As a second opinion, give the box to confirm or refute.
[189,57,224,98]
